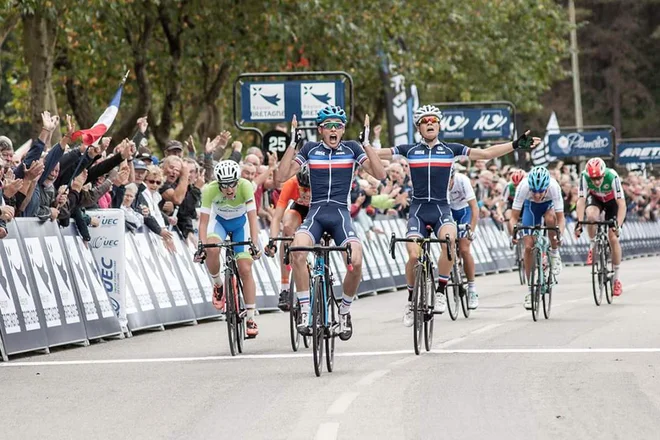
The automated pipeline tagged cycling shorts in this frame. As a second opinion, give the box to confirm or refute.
[285,202,309,224]
[451,206,472,239]
[297,204,358,246]
[520,200,554,235]
[407,202,455,238]
[586,195,619,222]
[207,214,251,259]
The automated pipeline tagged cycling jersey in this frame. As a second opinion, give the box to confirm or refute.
[578,168,624,203]
[200,178,255,258]
[390,141,470,203]
[501,182,516,204]
[512,178,563,213]
[294,141,367,207]
[449,173,476,211]
[276,177,310,210]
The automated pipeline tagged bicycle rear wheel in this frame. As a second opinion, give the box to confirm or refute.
[424,268,435,352]
[225,275,237,356]
[235,281,245,354]
[311,278,324,377]
[413,265,424,355]
[325,284,336,372]
[530,253,541,322]
[447,264,460,321]
[288,278,301,352]
[517,242,526,285]
[591,241,603,306]
[604,243,614,304]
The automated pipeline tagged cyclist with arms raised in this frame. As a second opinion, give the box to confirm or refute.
[196,160,262,337]
[278,107,386,341]
[264,166,311,310]
[448,165,480,311]
[377,105,540,325]
[510,166,565,310]
[574,158,626,296]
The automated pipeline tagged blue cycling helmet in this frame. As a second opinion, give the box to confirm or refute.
[528,166,550,192]
[316,105,347,124]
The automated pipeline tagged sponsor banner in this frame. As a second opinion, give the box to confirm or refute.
[616,141,660,165]
[255,229,279,307]
[61,226,122,340]
[143,229,196,324]
[438,107,513,141]
[0,221,48,358]
[87,210,127,332]
[240,80,345,123]
[380,53,419,147]
[123,233,163,331]
[15,219,87,348]
[548,130,613,158]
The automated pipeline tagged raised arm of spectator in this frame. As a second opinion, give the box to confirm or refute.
[87,139,134,183]
[358,115,387,181]
[132,116,149,150]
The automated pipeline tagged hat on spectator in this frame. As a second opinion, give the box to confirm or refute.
[166,140,183,152]
[133,159,148,171]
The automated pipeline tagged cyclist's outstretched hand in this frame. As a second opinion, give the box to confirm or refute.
[574,223,582,239]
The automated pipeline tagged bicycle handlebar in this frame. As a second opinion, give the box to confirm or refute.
[389,233,453,261]
[576,219,617,227]
[284,242,353,272]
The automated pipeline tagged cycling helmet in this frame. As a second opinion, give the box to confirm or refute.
[214,160,240,183]
[586,158,606,178]
[413,105,442,126]
[316,105,347,124]
[296,165,310,188]
[511,169,526,186]
[527,166,550,192]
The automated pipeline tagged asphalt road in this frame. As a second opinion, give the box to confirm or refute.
[2,256,660,440]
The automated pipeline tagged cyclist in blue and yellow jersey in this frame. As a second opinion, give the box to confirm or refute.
[574,157,626,296]
[196,160,263,338]
[277,107,386,341]
[377,105,541,326]
[510,166,565,310]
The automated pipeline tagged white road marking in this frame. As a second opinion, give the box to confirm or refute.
[435,336,467,349]
[327,392,360,415]
[388,356,418,367]
[5,347,660,368]
[471,323,502,335]
[356,369,390,386]
[315,422,339,440]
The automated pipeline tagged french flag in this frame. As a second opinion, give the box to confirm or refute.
[71,75,126,145]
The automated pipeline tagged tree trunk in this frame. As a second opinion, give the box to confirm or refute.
[22,10,59,140]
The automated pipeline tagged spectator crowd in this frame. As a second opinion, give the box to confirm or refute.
[0,114,657,250]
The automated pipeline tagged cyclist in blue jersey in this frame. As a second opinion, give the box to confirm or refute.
[278,107,386,341]
[377,105,540,325]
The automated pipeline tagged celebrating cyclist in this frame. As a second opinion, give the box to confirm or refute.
[377,105,540,326]
[574,158,626,296]
[449,166,479,311]
[196,160,262,338]
[501,169,526,240]
[277,107,386,341]
[265,165,311,311]
[510,167,565,310]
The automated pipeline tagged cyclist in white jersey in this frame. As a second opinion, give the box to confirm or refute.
[449,167,479,309]
[510,167,565,310]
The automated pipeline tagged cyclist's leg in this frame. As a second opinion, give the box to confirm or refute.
[604,200,623,294]
[504,206,513,236]
[231,218,259,332]
[543,208,559,249]
[293,206,322,317]
[521,201,542,280]
[585,196,603,241]
[434,205,457,295]
[205,216,227,308]
[405,203,425,301]
[280,209,303,290]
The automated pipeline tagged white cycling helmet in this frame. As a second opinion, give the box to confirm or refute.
[413,105,442,126]
[214,160,240,183]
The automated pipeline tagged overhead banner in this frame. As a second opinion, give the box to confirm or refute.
[240,80,345,122]
[547,129,614,158]
[437,107,513,141]
[616,141,660,165]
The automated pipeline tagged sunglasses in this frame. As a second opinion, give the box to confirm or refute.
[147,179,162,185]
[418,116,440,125]
[220,181,238,189]
[321,122,345,130]
[531,189,546,194]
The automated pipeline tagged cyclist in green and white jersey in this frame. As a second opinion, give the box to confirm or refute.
[574,158,626,296]
[500,169,526,240]
[197,160,263,337]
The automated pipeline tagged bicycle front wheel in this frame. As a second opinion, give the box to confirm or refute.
[530,253,541,322]
[591,242,603,306]
[413,265,424,355]
[447,264,460,321]
[225,275,237,356]
[517,242,526,285]
[543,257,553,319]
[288,278,301,352]
[325,284,336,372]
[424,268,435,352]
[311,278,324,377]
